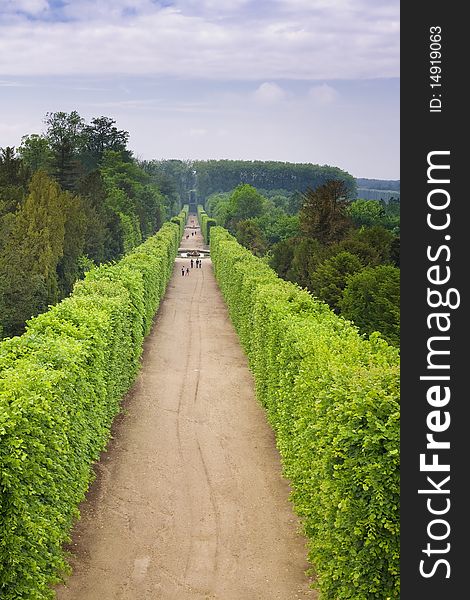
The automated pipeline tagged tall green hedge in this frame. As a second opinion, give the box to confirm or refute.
[170,204,189,238]
[0,221,180,599]
[210,227,400,600]
[197,205,216,244]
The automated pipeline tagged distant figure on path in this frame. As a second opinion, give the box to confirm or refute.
[186,267,190,276]
[190,258,194,268]
[181,266,185,276]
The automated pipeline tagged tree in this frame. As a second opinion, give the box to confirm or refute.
[310,251,364,313]
[288,190,304,215]
[347,199,387,228]
[100,150,163,248]
[205,192,231,226]
[0,171,66,336]
[0,147,24,185]
[76,170,123,263]
[339,265,400,346]
[331,238,381,266]
[0,147,28,218]
[56,193,87,297]
[253,212,300,245]
[44,111,86,190]
[348,225,396,264]
[270,193,290,213]
[269,238,297,280]
[390,236,400,267]
[227,184,265,228]
[135,185,164,239]
[299,180,353,244]
[288,237,327,289]
[17,134,54,173]
[235,219,267,257]
[82,116,130,170]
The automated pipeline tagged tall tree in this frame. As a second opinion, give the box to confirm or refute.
[235,219,267,257]
[299,180,353,245]
[44,111,85,190]
[0,147,28,217]
[227,184,265,229]
[17,134,54,173]
[56,192,87,297]
[76,171,123,263]
[0,171,66,337]
[82,116,130,170]
[0,147,23,185]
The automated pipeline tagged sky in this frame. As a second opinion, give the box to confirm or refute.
[0,0,400,180]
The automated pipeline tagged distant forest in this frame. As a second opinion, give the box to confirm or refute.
[141,158,358,203]
[356,177,400,202]
[356,178,400,191]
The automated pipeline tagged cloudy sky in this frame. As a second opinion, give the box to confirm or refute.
[0,0,399,179]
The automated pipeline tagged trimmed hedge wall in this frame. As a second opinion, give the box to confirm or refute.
[170,204,189,238]
[0,221,181,599]
[210,227,400,600]
[197,205,217,244]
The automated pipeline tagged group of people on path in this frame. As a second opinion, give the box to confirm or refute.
[181,258,202,276]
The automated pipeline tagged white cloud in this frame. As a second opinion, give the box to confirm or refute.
[0,1,399,80]
[308,83,339,105]
[0,79,26,87]
[189,127,207,136]
[254,82,287,105]
[4,0,49,15]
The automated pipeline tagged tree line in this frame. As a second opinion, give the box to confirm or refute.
[0,112,179,339]
[205,181,400,346]
[139,158,358,203]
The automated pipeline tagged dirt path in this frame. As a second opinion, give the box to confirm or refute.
[55,217,316,600]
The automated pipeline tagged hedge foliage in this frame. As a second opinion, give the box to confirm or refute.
[170,204,189,238]
[0,221,181,599]
[210,227,400,600]
[197,205,217,244]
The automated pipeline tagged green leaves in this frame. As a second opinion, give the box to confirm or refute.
[0,220,180,599]
[170,204,189,238]
[210,227,400,600]
[197,205,216,243]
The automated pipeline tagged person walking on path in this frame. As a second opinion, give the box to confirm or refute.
[190,258,194,268]
[186,267,190,276]
[181,266,185,277]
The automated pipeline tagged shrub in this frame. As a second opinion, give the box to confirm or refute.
[170,204,189,238]
[197,205,217,243]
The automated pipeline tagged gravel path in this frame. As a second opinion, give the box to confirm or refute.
[55,217,316,600]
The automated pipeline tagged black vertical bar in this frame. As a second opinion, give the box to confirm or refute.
[401,3,466,598]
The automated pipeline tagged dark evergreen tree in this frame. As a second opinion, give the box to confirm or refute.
[310,251,363,313]
[299,180,353,245]
[339,265,400,346]
[235,219,267,257]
